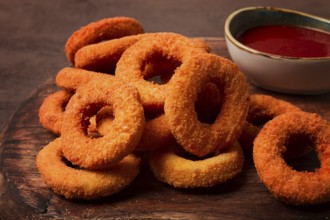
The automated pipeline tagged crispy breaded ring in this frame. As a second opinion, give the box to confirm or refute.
[115,32,210,111]
[36,138,140,200]
[38,90,73,135]
[65,17,144,64]
[239,94,301,153]
[247,94,301,125]
[61,78,145,169]
[55,67,114,91]
[149,141,244,188]
[75,34,147,73]
[253,111,330,205]
[147,38,211,85]
[165,53,249,157]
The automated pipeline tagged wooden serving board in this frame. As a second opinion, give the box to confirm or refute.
[1,38,330,219]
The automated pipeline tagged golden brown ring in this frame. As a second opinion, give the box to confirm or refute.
[65,17,144,64]
[61,78,145,169]
[164,53,249,157]
[36,138,140,200]
[149,141,244,188]
[253,111,330,205]
[55,67,114,91]
[115,32,210,111]
[75,34,147,73]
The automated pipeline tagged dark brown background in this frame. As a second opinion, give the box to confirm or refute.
[1,1,330,219]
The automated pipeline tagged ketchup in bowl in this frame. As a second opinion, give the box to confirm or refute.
[225,6,330,94]
[238,25,330,58]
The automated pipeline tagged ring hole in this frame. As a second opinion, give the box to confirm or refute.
[141,52,182,85]
[283,133,320,172]
[177,147,213,161]
[249,115,273,128]
[144,108,164,122]
[195,82,223,124]
[62,156,82,169]
[93,105,115,137]
[81,104,114,138]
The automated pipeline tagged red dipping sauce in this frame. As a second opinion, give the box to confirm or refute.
[238,25,330,58]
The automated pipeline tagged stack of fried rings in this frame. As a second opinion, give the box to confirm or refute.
[36,17,330,205]
[37,16,248,198]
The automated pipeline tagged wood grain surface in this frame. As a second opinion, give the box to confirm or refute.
[0,39,329,220]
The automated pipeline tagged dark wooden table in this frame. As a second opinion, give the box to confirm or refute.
[1,1,330,219]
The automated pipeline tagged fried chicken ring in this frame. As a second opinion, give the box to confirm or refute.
[38,90,73,135]
[239,94,301,152]
[65,17,144,64]
[115,32,210,111]
[253,111,330,205]
[61,78,145,169]
[149,141,244,188]
[164,53,249,157]
[36,138,140,200]
[75,34,147,73]
[55,67,114,91]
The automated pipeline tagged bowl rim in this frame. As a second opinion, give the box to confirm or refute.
[224,6,330,61]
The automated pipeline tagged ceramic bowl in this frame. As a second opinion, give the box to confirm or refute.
[224,6,330,94]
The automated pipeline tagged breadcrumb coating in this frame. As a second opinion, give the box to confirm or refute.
[36,138,140,200]
[253,111,330,205]
[149,141,244,188]
[65,17,144,64]
[61,78,145,169]
[164,53,249,157]
[115,32,210,111]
